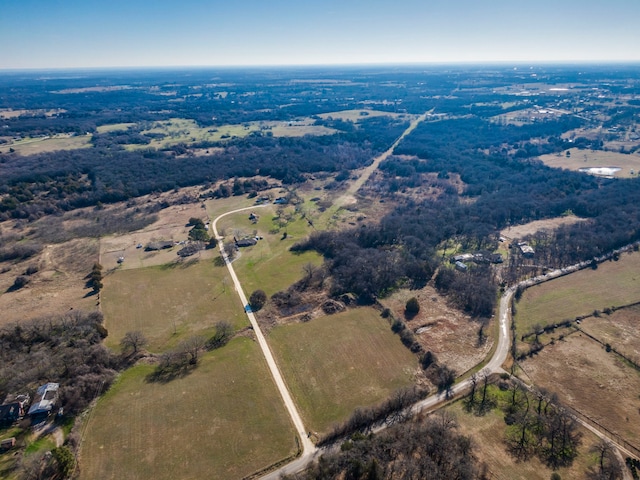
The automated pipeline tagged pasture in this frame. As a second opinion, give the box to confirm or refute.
[317,109,410,123]
[538,148,640,178]
[0,133,92,155]
[123,117,336,150]
[268,307,418,434]
[0,238,99,327]
[215,204,321,297]
[102,258,246,353]
[514,250,640,335]
[95,122,136,133]
[579,304,640,366]
[79,338,297,480]
[520,333,640,448]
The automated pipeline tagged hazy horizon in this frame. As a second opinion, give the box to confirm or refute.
[2,0,640,70]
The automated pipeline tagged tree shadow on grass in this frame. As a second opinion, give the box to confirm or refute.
[146,359,197,384]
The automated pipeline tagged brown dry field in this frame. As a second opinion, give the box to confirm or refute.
[100,201,215,271]
[579,304,640,365]
[500,215,587,240]
[520,333,640,446]
[380,286,493,377]
[448,401,605,480]
[0,237,99,327]
[538,148,640,178]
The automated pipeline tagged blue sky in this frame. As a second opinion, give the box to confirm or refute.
[2,0,639,69]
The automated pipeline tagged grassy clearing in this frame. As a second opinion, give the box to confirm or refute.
[500,215,587,240]
[448,398,605,480]
[217,204,321,297]
[0,134,92,155]
[79,337,296,480]
[578,304,640,366]
[96,122,136,133]
[520,333,640,446]
[124,117,336,150]
[317,109,409,122]
[538,148,640,178]
[102,258,246,353]
[268,307,418,434]
[514,250,640,335]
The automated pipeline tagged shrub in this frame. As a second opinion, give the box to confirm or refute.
[249,289,267,311]
[405,297,420,316]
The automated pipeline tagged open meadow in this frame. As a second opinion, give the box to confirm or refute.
[0,134,92,155]
[579,303,640,364]
[268,307,418,434]
[500,215,587,241]
[79,337,297,480]
[215,204,321,297]
[0,237,99,326]
[520,333,640,449]
[123,118,337,151]
[317,109,411,123]
[101,258,245,352]
[514,250,640,335]
[538,148,640,178]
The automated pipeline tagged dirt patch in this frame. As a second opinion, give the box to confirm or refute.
[520,333,640,445]
[501,215,587,240]
[380,286,493,376]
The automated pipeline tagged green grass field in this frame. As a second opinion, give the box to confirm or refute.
[96,122,136,133]
[268,307,418,434]
[79,338,297,480]
[317,109,408,123]
[515,250,640,336]
[217,204,322,297]
[122,118,336,151]
[0,134,92,155]
[102,258,246,352]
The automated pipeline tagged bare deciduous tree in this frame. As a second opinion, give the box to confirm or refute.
[120,330,148,354]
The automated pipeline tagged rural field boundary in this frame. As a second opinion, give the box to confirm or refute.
[512,375,640,461]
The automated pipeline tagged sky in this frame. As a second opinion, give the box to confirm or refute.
[2,0,640,69]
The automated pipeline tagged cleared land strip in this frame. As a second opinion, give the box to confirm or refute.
[334,110,431,208]
[212,205,316,469]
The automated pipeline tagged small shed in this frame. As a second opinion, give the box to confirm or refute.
[455,261,468,272]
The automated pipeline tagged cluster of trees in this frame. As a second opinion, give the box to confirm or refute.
[434,266,497,318]
[504,382,582,470]
[147,321,234,382]
[0,311,116,416]
[86,262,103,293]
[293,411,486,480]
